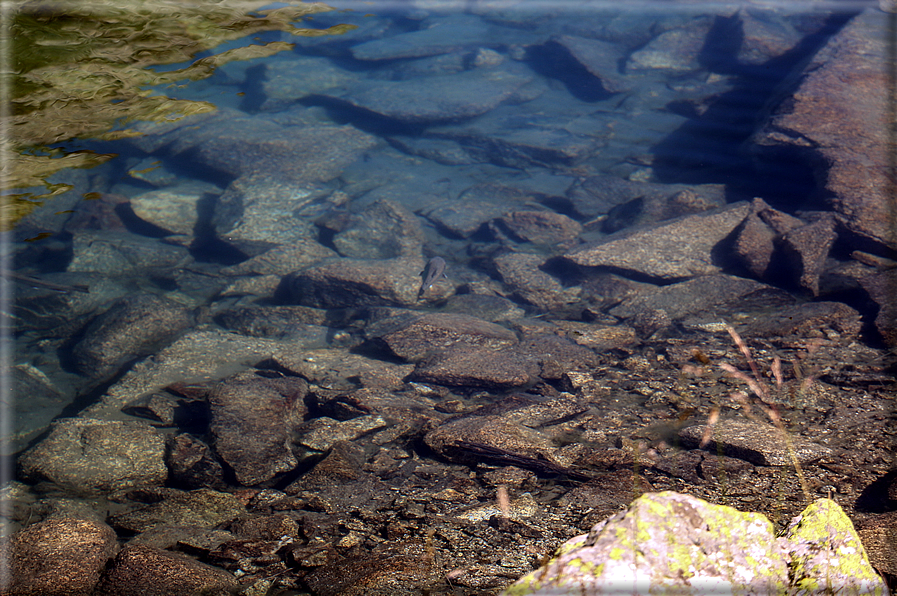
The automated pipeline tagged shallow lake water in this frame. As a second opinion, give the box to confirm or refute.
[4,0,896,594]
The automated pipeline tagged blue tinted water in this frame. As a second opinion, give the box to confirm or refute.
[4,0,877,465]
[7,2,862,448]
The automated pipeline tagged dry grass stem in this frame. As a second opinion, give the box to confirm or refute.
[719,326,813,504]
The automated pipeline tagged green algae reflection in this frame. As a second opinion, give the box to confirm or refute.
[3,0,355,229]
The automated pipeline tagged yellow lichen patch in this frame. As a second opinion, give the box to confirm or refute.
[785,499,887,596]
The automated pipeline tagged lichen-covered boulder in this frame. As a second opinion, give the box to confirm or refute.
[503,492,887,596]
[503,491,789,595]
[784,498,887,596]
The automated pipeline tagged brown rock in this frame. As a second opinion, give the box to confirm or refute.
[626,19,713,72]
[72,293,195,380]
[332,198,424,259]
[269,348,413,390]
[679,418,832,466]
[494,252,581,311]
[220,240,338,277]
[18,418,167,493]
[608,274,792,321]
[732,197,804,279]
[859,268,897,347]
[208,371,307,486]
[497,210,583,245]
[779,215,838,296]
[108,489,245,534]
[736,8,802,65]
[411,347,537,389]
[424,414,561,468]
[752,9,896,253]
[565,202,752,280]
[4,517,118,596]
[166,434,228,491]
[514,334,599,381]
[370,312,518,362]
[286,256,423,308]
[303,545,436,596]
[95,545,238,596]
[743,301,863,339]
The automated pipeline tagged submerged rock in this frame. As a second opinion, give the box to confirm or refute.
[859,268,897,347]
[174,117,380,185]
[752,8,896,254]
[493,252,581,311]
[331,198,425,259]
[565,202,752,280]
[350,14,492,61]
[625,18,713,72]
[495,210,583,246]
[678,417,832,466]
[412,346,537,389]
[219,240,338,277]
[208,371,307,486]
[742,301,863,339]
[18,418,168,492]
[368,312,518,362]
[108,489,245,534]
[166,433,228,491]
[79,328,307,419]
[331,66,535,123]
[285,256,424,308]
[4,517,118,596]
[128,181,221,237]
[550,35,629,94]
[608,273,793,322]
[96,544,239,596]
[72,293,195,381]
[425,413,562,469]
[67,230,192,276]
[211,173,329,257]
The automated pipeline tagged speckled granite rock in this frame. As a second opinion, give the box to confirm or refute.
[752,8,896,254]
[411,346,537,389]
[95,544,239,596]
[285,256,424,308]
[208,371,307,486]
[72,293,195,380]
[565,202,752,280]
[108,488,245,534]
[4,517,118,596]
[368,312,518,362]
[679,417,832,466]
[18,418,168,492]
[332,198,424,259]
